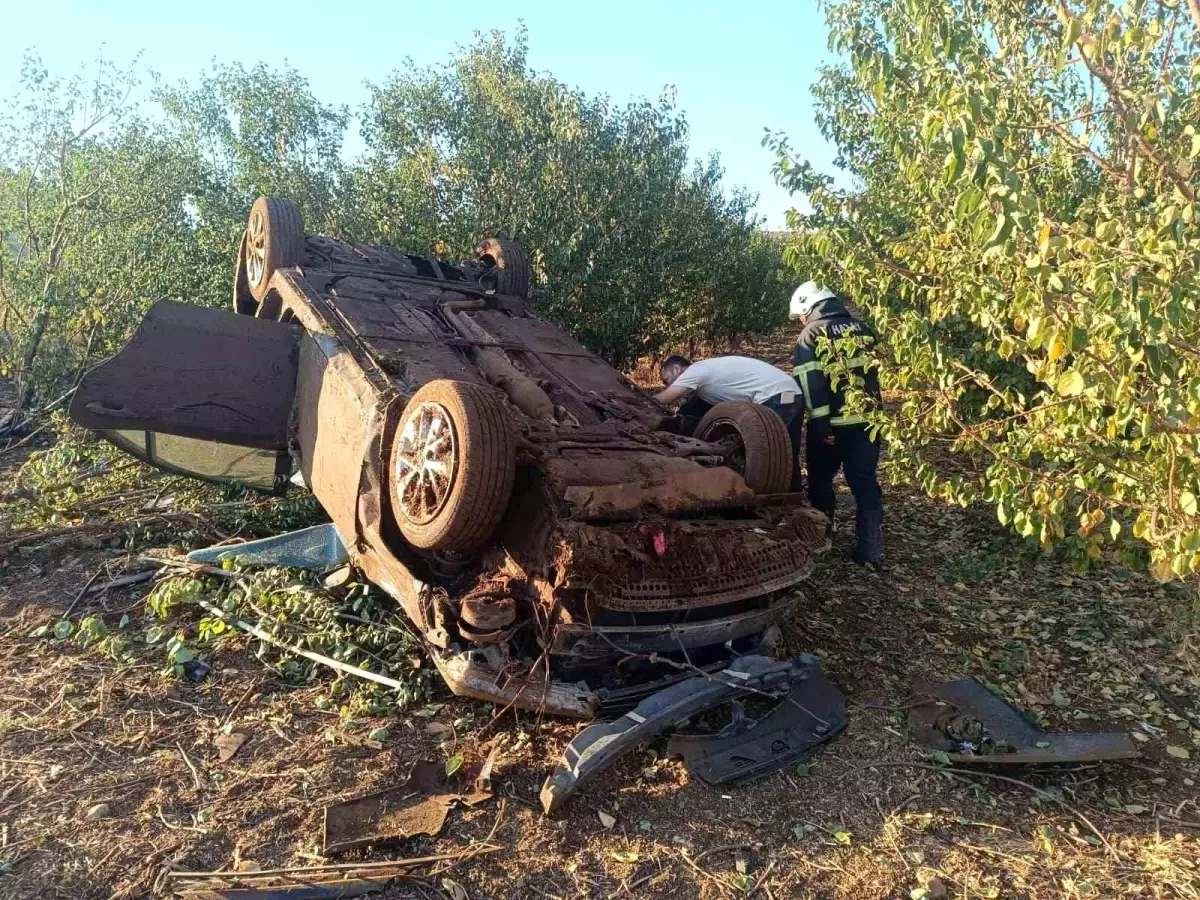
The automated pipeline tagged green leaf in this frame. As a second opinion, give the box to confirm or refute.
[833,830,853,845]
[792,823,808,840]
[145,625,166,644]
[1179,492,1198,517]
[598,810,616,828]
[53,620,72,640]
[795,762,810,777]
[1063,17,1084,51]
[368,727,390,742]
[445,754,464,777]
[1056,371,1085,397]
[930,749,951,766]
[1166,745,1191,759]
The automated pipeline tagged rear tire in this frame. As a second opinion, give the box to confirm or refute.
[389,380,516,554]
[696,401,792,495]
[245,196,305,304]
[475,237,531,299]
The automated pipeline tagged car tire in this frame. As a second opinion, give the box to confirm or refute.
[244,196,305,305]
[474,237,531,299]
[389,380,516,554]
[696,401,792,495]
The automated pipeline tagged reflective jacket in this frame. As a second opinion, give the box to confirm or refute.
[792,297,881,441]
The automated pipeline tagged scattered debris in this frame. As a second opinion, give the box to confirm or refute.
[909,678,1139,764]
[540,655,844,813]
[322,747,497,854]
[182,659,212,682]
[667,660,847,784]
[185,523,348,569]
[84,802,111,821]
[321,565,355,595]
[215,732,250,763]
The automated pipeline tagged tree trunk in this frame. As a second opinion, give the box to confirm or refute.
[15,309,49,409]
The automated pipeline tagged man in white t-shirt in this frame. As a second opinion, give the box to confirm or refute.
[655,355,803,491]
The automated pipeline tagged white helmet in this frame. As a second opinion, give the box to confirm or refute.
[789,281,835,319]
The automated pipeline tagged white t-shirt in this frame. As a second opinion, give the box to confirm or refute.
[673,356,798,405]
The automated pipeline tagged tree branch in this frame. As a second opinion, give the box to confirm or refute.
[1059,1,1196,202]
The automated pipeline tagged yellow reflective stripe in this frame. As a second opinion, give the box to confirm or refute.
[843,356,873,369]
[792,361,822,376]
[831,414,866,426]
[810,405,831,418]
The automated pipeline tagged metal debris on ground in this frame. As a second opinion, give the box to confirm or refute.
[666,658,847,784]
[540,654,845,814]
[185,523,348,569]
[322,747,497,855]
[909,678,1139,764]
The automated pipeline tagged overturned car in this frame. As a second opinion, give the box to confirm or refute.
[71,197,829,717]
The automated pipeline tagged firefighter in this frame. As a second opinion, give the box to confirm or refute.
[789,281,884,565]
[656,354,804,491]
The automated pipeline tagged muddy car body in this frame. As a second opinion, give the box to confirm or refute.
[72,197,829,716]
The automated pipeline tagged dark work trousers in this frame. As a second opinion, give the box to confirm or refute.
[806,424,884,562]
[680,393,805,492]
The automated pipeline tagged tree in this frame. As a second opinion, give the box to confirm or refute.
[771,0,1200,578]
[358,29,783,362]
[0,55,217,407]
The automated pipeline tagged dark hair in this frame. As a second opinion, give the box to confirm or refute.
[659,354,692,375]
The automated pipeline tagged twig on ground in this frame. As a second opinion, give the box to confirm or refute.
[175,742,204,792]
[64,566,105,618]
[677,849,734,896]
[194,598,410,692]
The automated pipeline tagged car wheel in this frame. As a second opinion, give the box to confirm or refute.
[389,380,516,554]
[244,196,305,306]
[696,401,792,495]
[474,237,531,299]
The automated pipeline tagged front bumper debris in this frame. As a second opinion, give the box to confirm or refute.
[540,654,844,814]
[667,660,846,784]
[909,678,1139,764]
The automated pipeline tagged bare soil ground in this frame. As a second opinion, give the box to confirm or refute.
[2,351,1199,899]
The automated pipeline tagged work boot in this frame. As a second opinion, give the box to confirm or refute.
[852,507,883,565]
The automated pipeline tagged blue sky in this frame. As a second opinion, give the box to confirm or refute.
[0,0,840,229]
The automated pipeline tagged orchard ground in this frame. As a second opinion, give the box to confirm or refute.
[1,333,1198,900]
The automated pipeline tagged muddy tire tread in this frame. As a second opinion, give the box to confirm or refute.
[696,401,792,494]
[476,237,531,299]
[248,196,306,305]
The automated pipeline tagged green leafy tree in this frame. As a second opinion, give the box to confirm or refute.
[0,55,214,406]
[771,0,1200,578]
[359,29,783,362]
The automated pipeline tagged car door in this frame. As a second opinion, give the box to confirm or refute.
[70,300,300,491]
